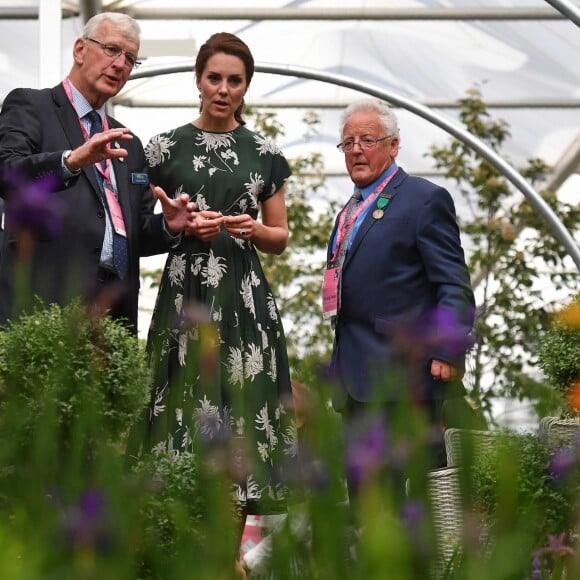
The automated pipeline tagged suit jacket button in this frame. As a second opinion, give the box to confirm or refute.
[93,246,101,255]
[97,210,105,219]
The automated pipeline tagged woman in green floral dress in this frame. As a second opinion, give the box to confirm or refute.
[138,33,297,512]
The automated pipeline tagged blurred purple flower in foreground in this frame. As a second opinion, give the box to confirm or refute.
[401,498,426,532]
[4,170,64,237]
[545,532,575,557]
[59,488,114,553]
[388,305,475,363]
[532,532,576,578]
[346,413,389,486]
[423,306,475,356]
[548,445,578,486]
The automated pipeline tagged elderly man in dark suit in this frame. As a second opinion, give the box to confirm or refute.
[0,12,194,334]
[325,99,475,503]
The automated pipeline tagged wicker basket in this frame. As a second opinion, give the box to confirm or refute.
[444,428,502,467]
[537,416,580,448]
[428,467,463,577]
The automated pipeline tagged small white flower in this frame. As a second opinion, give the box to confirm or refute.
[193,155,207,171]
[197,131,236,151]
[193,395,223,439]
[227,346,244,388]
[191,256,204,276]
[244,173,264,204]
[257,441,270,462]
[202,249,227,288]
[267,347,277,382]
[240,275,256,318]
[178,332,188,366]
[145,133,176,166]
[245,476,261,500]
[168,254,186,287]
[254,134,282,156]
[267,294,278,321]
[174,293,183,315]
[244,343,264,381]
[282,424,299,457]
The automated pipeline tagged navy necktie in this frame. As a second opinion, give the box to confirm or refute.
[86,110,128,279]
[334,189,362,267]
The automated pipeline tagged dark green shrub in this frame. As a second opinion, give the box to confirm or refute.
[471,432,578,552]
[132,450,240,579]
[0,299,151,449]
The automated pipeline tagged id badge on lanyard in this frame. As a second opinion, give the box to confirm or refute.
[102,178,127,237]
[322,266,341,320]
[322,168,399,321]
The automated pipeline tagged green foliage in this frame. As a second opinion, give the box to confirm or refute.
[0,299,150,448]
[537,297,580,403]
[470,432,577,551]
[134,452,208,558]
[0,298,578,577]
[131,450,239,579]
[429,86,580,420]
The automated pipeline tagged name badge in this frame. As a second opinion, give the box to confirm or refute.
[104,182,127,238]
[322,266,341,320]
[131,172,149,185]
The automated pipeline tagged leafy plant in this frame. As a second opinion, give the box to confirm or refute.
[537,297,580,413]
[429,86,580,421]
[131,450,239,579]
[0,298,151,449]
[470,432,578,553]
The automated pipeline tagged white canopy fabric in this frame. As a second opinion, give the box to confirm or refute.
[1,1,579,180]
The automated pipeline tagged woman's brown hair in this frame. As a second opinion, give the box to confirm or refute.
[195,32,254,126]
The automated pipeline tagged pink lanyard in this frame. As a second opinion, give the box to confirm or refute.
[330,168,399,264]
[62,78,112,182]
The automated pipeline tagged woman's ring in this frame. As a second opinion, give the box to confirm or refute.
[240,229,246,237]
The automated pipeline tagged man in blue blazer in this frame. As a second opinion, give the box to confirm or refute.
[0,12,194,334]
[325,99,475,489]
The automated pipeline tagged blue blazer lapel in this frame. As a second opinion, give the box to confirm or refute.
[343,168,408,267]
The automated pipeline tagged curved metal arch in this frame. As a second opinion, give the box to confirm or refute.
[129,62,580,270]
[545,0,580,28]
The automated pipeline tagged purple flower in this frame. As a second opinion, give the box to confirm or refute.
[401,499,425,531]
[545,532,575,557]
[387,305,475,364]
[79,488,105,520]
[548,446,577,485]
[424,306,475,356]
[4,170,64,237]
[531,551,546,579]
[345,413,388,486]
[59,488,113,553]
[401,499,430,554]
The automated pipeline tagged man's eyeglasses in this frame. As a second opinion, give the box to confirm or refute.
[85,37,142,69]
[337,136,389,153]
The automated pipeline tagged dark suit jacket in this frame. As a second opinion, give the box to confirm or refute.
[327,167,475,409]
[0,83,170,333]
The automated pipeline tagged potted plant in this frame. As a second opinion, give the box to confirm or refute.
[469,431,579,578]
[537,296,580,416]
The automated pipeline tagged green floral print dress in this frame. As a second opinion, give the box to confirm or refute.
[140,123,297,511]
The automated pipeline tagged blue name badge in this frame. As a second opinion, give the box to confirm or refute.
[131,172,149,185]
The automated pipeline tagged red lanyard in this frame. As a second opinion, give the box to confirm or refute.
[330,168,399,263]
